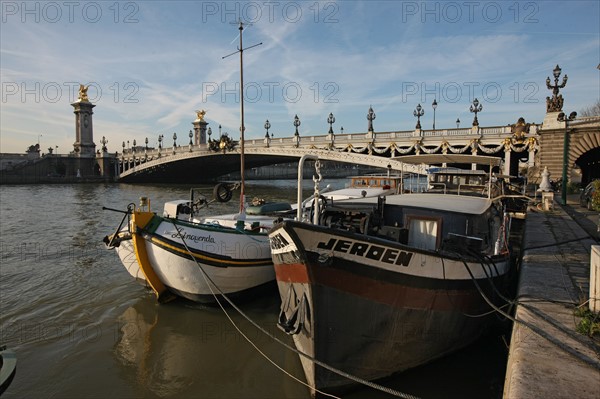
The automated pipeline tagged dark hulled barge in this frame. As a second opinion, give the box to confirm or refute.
[268,154,527,396]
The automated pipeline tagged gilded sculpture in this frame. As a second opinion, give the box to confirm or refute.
[78,84,89,102]
[511,117,530,143]
[196,109,206,121]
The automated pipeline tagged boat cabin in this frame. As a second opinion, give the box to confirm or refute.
[427,167,488,196]
[163,200,194,220]
[347,175,402,190]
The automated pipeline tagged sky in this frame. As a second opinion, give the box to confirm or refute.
[1,0,599,154]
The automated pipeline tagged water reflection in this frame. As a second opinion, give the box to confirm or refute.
[114,297,310,398]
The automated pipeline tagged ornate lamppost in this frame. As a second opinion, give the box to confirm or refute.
[432,99,438,130]
[264,119,271,147]
[101,136,108,153]
[144,137,148,159]
[132,139,136,157]
[157,134,163,157]
[546,64,568,112]
[456,118,460,129]
[340,126,344,135]
[121,141,125,171]
[367,106,376,133]
[172,132,177,154]
[188,130,193,152]
[557,111,577,205]
[413,103,424,129]
[470,98,483,126]
[293,114,301,147]
[327,112,336,134]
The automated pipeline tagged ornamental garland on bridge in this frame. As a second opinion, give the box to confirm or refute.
[343,143,370,153]
[334,137,537,157]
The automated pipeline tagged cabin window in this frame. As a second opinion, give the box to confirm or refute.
[406,216,442,250]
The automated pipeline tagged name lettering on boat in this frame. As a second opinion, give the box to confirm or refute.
[270,233,290,250]
[170,231,216,244]
[317,238,413,267]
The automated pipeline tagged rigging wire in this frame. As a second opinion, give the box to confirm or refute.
[169,220,421,399]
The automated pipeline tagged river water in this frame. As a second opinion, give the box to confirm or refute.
[0,182,509,399]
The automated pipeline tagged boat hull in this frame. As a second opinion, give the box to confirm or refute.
[126,212,276,304]
[114,235,146,283]
[270,221,511,394]
[142,229,275,303]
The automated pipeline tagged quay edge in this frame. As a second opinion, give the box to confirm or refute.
[503,198,600,398]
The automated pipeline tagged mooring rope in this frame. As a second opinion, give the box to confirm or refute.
[169,220,421,399]
[461,259,600,370]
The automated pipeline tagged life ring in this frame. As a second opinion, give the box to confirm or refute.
[213,183,233,203]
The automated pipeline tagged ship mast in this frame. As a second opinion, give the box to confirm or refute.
[223,21,262,216]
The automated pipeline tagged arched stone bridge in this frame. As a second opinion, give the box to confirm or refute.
[112,116,599,185]
[116,124,540,183]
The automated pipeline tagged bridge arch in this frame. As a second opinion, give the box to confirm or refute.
[572,131,600,184]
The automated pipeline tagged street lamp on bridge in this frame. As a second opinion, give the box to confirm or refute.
[413,103,424,129]
[293,115,301,147]
[432,99,438,130]
[456,118,460,129]
[470,98,483,126]
[264,119,271,147]
[546,64,568,112]
[367,106,376,133]
[327,112,336,134]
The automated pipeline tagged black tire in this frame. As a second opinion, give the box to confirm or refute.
[213,183,233,203]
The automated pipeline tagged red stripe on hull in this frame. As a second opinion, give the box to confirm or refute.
[274,262,490,313]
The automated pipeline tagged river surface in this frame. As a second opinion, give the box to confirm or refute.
[0,182,509,398]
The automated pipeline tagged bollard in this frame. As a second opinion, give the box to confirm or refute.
[542,191,554,211]
[591,245,600,313]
